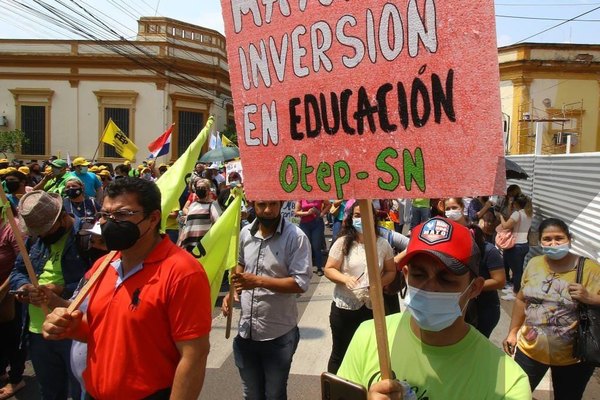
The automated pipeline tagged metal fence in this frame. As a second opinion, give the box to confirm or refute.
[507,153,600,261]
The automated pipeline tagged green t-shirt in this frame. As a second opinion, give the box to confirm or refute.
[29,233,68,334]
[44,175,67,196]
[412,198,429,208]
[337,312,531,400]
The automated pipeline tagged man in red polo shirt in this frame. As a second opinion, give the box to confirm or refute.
[42,177,211,399]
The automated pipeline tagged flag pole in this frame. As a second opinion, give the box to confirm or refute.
[0,185,49,315]
[92,119,111,163]
[358,199,393,380]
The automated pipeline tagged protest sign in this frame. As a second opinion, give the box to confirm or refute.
[221,0,505,200]
[280,201,300,225]
[225,160,244,185]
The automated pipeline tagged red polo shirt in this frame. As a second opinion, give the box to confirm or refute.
[83,236,211,399]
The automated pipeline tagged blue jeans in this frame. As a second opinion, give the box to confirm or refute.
[503,243,529,293]
[29,333,81,400]
[233,327,300,400]
[331,220,343,242]
[299,218,325,270]
[410,207,430,229]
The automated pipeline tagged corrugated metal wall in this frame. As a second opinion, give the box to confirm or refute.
[507,153,600,261]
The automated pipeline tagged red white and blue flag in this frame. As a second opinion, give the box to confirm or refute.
[147,124,174,159]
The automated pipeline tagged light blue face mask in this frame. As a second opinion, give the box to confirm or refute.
[542,243,570,260]
[352,218,363,233]
[80,166,88,174]
[405,280,474,332]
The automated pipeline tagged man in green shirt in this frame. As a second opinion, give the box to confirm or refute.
[337,217,531,400]
[35,158,69,195]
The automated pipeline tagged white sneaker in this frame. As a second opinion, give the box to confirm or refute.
[502,287,513,294]
[501,293,516,301]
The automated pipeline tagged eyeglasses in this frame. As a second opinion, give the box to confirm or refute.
[95,209,143,221]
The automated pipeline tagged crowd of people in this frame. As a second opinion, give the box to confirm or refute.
[0,154,598,400]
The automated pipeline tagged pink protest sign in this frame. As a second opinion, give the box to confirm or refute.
[221,0,506,200]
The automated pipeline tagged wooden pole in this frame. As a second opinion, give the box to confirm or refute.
[358,199,393,380]
[67,251,117,313]
[225,189,242,339]
[0,185,48,314]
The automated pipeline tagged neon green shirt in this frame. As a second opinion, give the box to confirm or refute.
[338,312,531,400]
[412,198,429,208]
[29,233,68,334]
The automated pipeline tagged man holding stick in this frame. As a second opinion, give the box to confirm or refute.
[222,200,312,400]
[337,217,531,399]
[42,177,211,399]
[9,191,91,399]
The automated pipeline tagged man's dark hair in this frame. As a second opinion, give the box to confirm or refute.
[5,171,27,183]
[114,164,128,175]
[106,177,161,217]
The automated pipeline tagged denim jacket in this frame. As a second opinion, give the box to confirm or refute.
[9,217,92,300]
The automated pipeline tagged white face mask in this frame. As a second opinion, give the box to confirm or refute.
[445,210,463,221]
[405,280,474,332]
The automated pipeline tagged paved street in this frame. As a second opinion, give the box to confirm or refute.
[7,270,600,400]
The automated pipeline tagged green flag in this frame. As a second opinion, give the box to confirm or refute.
[193,188,242,307]
[156,116,214,230]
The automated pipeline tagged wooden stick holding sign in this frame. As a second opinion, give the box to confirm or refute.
[358,199,393,381]
[0,184,48,315]
[67,251,117,313]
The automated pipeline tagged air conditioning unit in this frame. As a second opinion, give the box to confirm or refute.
[553,132,578,146]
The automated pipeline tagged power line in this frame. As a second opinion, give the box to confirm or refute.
[496,2,600,6]
[514,4,600,44]
[497,14,600,22]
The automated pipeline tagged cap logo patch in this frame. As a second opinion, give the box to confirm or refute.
[419,219,453,245]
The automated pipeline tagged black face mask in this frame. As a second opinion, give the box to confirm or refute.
[100,217,146,251]
[195,187,208,198]
[5,181,20,194]
[257,215,280,229]
[65,188,83,199]
[42,225,67,246]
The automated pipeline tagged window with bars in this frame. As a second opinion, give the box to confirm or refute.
[20,105,46,155]
[103,107,130,158]
[177,111,204,157]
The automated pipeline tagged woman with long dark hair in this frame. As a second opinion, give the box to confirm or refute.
[504,218,600,399]
[498,194,533,300]
[323,202,396,374]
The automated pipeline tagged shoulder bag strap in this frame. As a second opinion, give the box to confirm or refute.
[576,256,586,285]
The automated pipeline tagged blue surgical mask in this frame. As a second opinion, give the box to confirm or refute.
[405,281,474,332]
[352,218,362,233]
[80,166,88,174]
[542,243,570,260]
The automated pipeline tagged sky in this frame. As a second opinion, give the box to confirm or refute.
[0,0,598,47]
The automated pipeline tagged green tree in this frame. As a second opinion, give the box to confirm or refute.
[0,129,28,157]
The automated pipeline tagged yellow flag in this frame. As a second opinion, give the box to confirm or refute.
[193,188,242,306]
[101,119,138,161]
[156,116,214,230]
[221,134,237,148]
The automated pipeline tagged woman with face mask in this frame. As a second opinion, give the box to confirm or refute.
[443,197,467,224]
[177,178,221,252]
[503,218,600,400]
[497,194,533,300]
[444,198,506,337]
[62,178,100,222]
[323,202,396,374]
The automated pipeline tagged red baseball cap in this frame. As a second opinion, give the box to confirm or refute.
[403,217,480,275]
